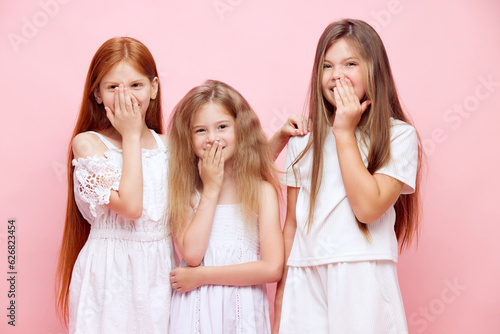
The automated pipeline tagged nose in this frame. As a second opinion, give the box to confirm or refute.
[332,67,344,81]
[206,132,217,145]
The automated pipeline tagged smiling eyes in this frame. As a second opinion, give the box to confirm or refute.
[193,124,230,134]
[323,62,357,69]
[106,83,144,90]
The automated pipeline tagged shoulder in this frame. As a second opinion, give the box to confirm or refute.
[287,131,311,156]
[390,118,416,135]
[157,133,168,148]
[257,181,279,221]
[260,180,276,192]
[72,132,108,160]
[289,131,311,146]
[259,181,279,203]
[149,129,168,149]
[389,118,417,143]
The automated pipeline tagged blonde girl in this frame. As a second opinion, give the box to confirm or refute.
[168,80,284,333]
[274,19,422,333]
[55,37,174,333]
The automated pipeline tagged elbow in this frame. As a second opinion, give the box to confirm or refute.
[350,199,384,224]
[353,207,383,225]
[130,210,143,221]
[118,207,143,221]
[106,196,143,220]
[178,239,206,267]
[356,215,377,225]
[124,205,143,221]
[267,262,284,283]
[272,266,283,282]
[182,252,203,267]
[184,258,202,267]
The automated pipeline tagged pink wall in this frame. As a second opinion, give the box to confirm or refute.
[1,0,499,333]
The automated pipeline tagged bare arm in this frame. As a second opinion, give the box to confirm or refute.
[105,86,144,220]
[158,133,168,148]
[72,85,144,220]
[332,78,402,223]
[170,181,284,291]
[268,114,310,160]
[175,141,224,267]
[272,186,298,333]
[335,133,403,223]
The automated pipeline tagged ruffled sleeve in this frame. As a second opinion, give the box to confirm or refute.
[72,155,121,220]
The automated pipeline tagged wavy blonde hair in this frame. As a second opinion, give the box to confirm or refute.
[294,19,422,251]
[168,80,279,236]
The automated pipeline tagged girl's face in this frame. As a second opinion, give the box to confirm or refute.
[191,102,236,164]
[321,38,366,108]
[94,61,158,117]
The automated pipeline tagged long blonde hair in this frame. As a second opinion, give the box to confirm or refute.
[168,80,279,236]
[55,37,163,326]
[294,19,422,251]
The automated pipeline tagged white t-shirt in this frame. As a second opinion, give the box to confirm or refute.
[282,118,418,266]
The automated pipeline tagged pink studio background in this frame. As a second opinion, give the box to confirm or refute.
[1,0,499,333]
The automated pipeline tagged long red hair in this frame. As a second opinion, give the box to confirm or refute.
[55,37,163,326]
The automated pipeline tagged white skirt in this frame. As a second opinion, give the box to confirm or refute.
[170,283,270,333]
[279,261,408,334]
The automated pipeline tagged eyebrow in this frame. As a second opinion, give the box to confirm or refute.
[101,79,147,85]
[343,57,360,62]
[191,119,232,129]
[324,56,360,63]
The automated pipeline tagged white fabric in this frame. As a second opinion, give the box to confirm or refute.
[282,118,418,266]
[69,130,174,334]
[169,205,271,334]
[279,261,408,334]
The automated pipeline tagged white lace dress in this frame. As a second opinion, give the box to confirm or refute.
[68,130,174,334]
[169,205,271,334]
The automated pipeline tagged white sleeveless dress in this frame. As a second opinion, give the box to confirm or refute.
[169,205,271,334]
[68,130,174,334]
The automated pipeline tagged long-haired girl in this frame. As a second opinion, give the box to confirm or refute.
[167,80,284,333]
[274,19,422,333]
[55,37,174,333]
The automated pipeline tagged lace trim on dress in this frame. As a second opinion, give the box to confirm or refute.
[143,146,167,158]
[73,154,121,218]
[236,287,242,334]
[194,286,201,334]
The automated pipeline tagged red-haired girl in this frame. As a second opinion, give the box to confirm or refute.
[274,19,423,333]
[168,80,284,333]
[55,37,173,333]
